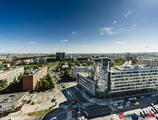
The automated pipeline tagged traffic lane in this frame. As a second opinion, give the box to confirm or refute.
[69,87,88,103]
[82,104,112,119]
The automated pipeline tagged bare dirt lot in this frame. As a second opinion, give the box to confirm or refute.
[2,88,66,120]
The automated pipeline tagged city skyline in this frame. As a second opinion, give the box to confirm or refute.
[0,0,158,53]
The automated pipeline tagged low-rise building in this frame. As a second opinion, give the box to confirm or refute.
[71,66,91,79]
[2,63,10,68]
[22,59,34,65]
[0,67,24,84]
[22,66,47,91]
[138,58,158,67]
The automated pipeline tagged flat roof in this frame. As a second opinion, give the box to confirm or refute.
[110,66,158,72]
[79,72,89,77]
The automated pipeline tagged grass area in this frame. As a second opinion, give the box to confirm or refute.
[27,108,56,116]
[112,59,126,67]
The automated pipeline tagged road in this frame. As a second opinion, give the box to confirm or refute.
[46,66,77,120]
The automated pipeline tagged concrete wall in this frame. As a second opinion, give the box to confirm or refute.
[41,66,47,77]
[33,72,39,90]
[23,75,33,91]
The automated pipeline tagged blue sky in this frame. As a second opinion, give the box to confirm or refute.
[0,0,158,53]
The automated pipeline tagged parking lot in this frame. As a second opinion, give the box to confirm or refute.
[61,85,158,120]
[110,93,158,120]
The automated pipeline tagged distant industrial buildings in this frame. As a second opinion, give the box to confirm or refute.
[138,58,158,67]
[22,66,47,91]
[74,57,158,98]
[0,67,24,84]
[56,52,65,61]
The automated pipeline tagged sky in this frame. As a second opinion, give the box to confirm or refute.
[0,0,158,53]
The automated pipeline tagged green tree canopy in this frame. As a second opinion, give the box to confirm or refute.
[0,79,7,89]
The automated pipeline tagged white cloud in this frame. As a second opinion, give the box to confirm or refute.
[72,31,78,35]
[103,27,114,35]
[113,20,117,24]
[114,41,127,45]
[100,27,128,35]
[61,39,68,43]
[124,9,132,18]
[29,41,38,44]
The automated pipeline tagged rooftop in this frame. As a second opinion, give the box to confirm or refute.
[79,72,89,77]
[111,65,158,72]
[24,66,46,75]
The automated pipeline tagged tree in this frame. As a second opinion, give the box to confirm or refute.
[0,79,7,89]
[42,80,50,90]
[46,74,51,81]
[48,79,54,88]
[46,74,55,88]
[36,81,42,91]
[60,68,73,82]
[0,74,24,93]
[0,65,4,69]
[36,73,55,91]
[112,59,126,67]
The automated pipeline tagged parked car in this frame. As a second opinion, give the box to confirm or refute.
[134,102,139,106]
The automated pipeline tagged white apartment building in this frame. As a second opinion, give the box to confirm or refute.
[110,66,158,93]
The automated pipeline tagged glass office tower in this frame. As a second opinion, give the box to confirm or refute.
[91,57,111,98]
